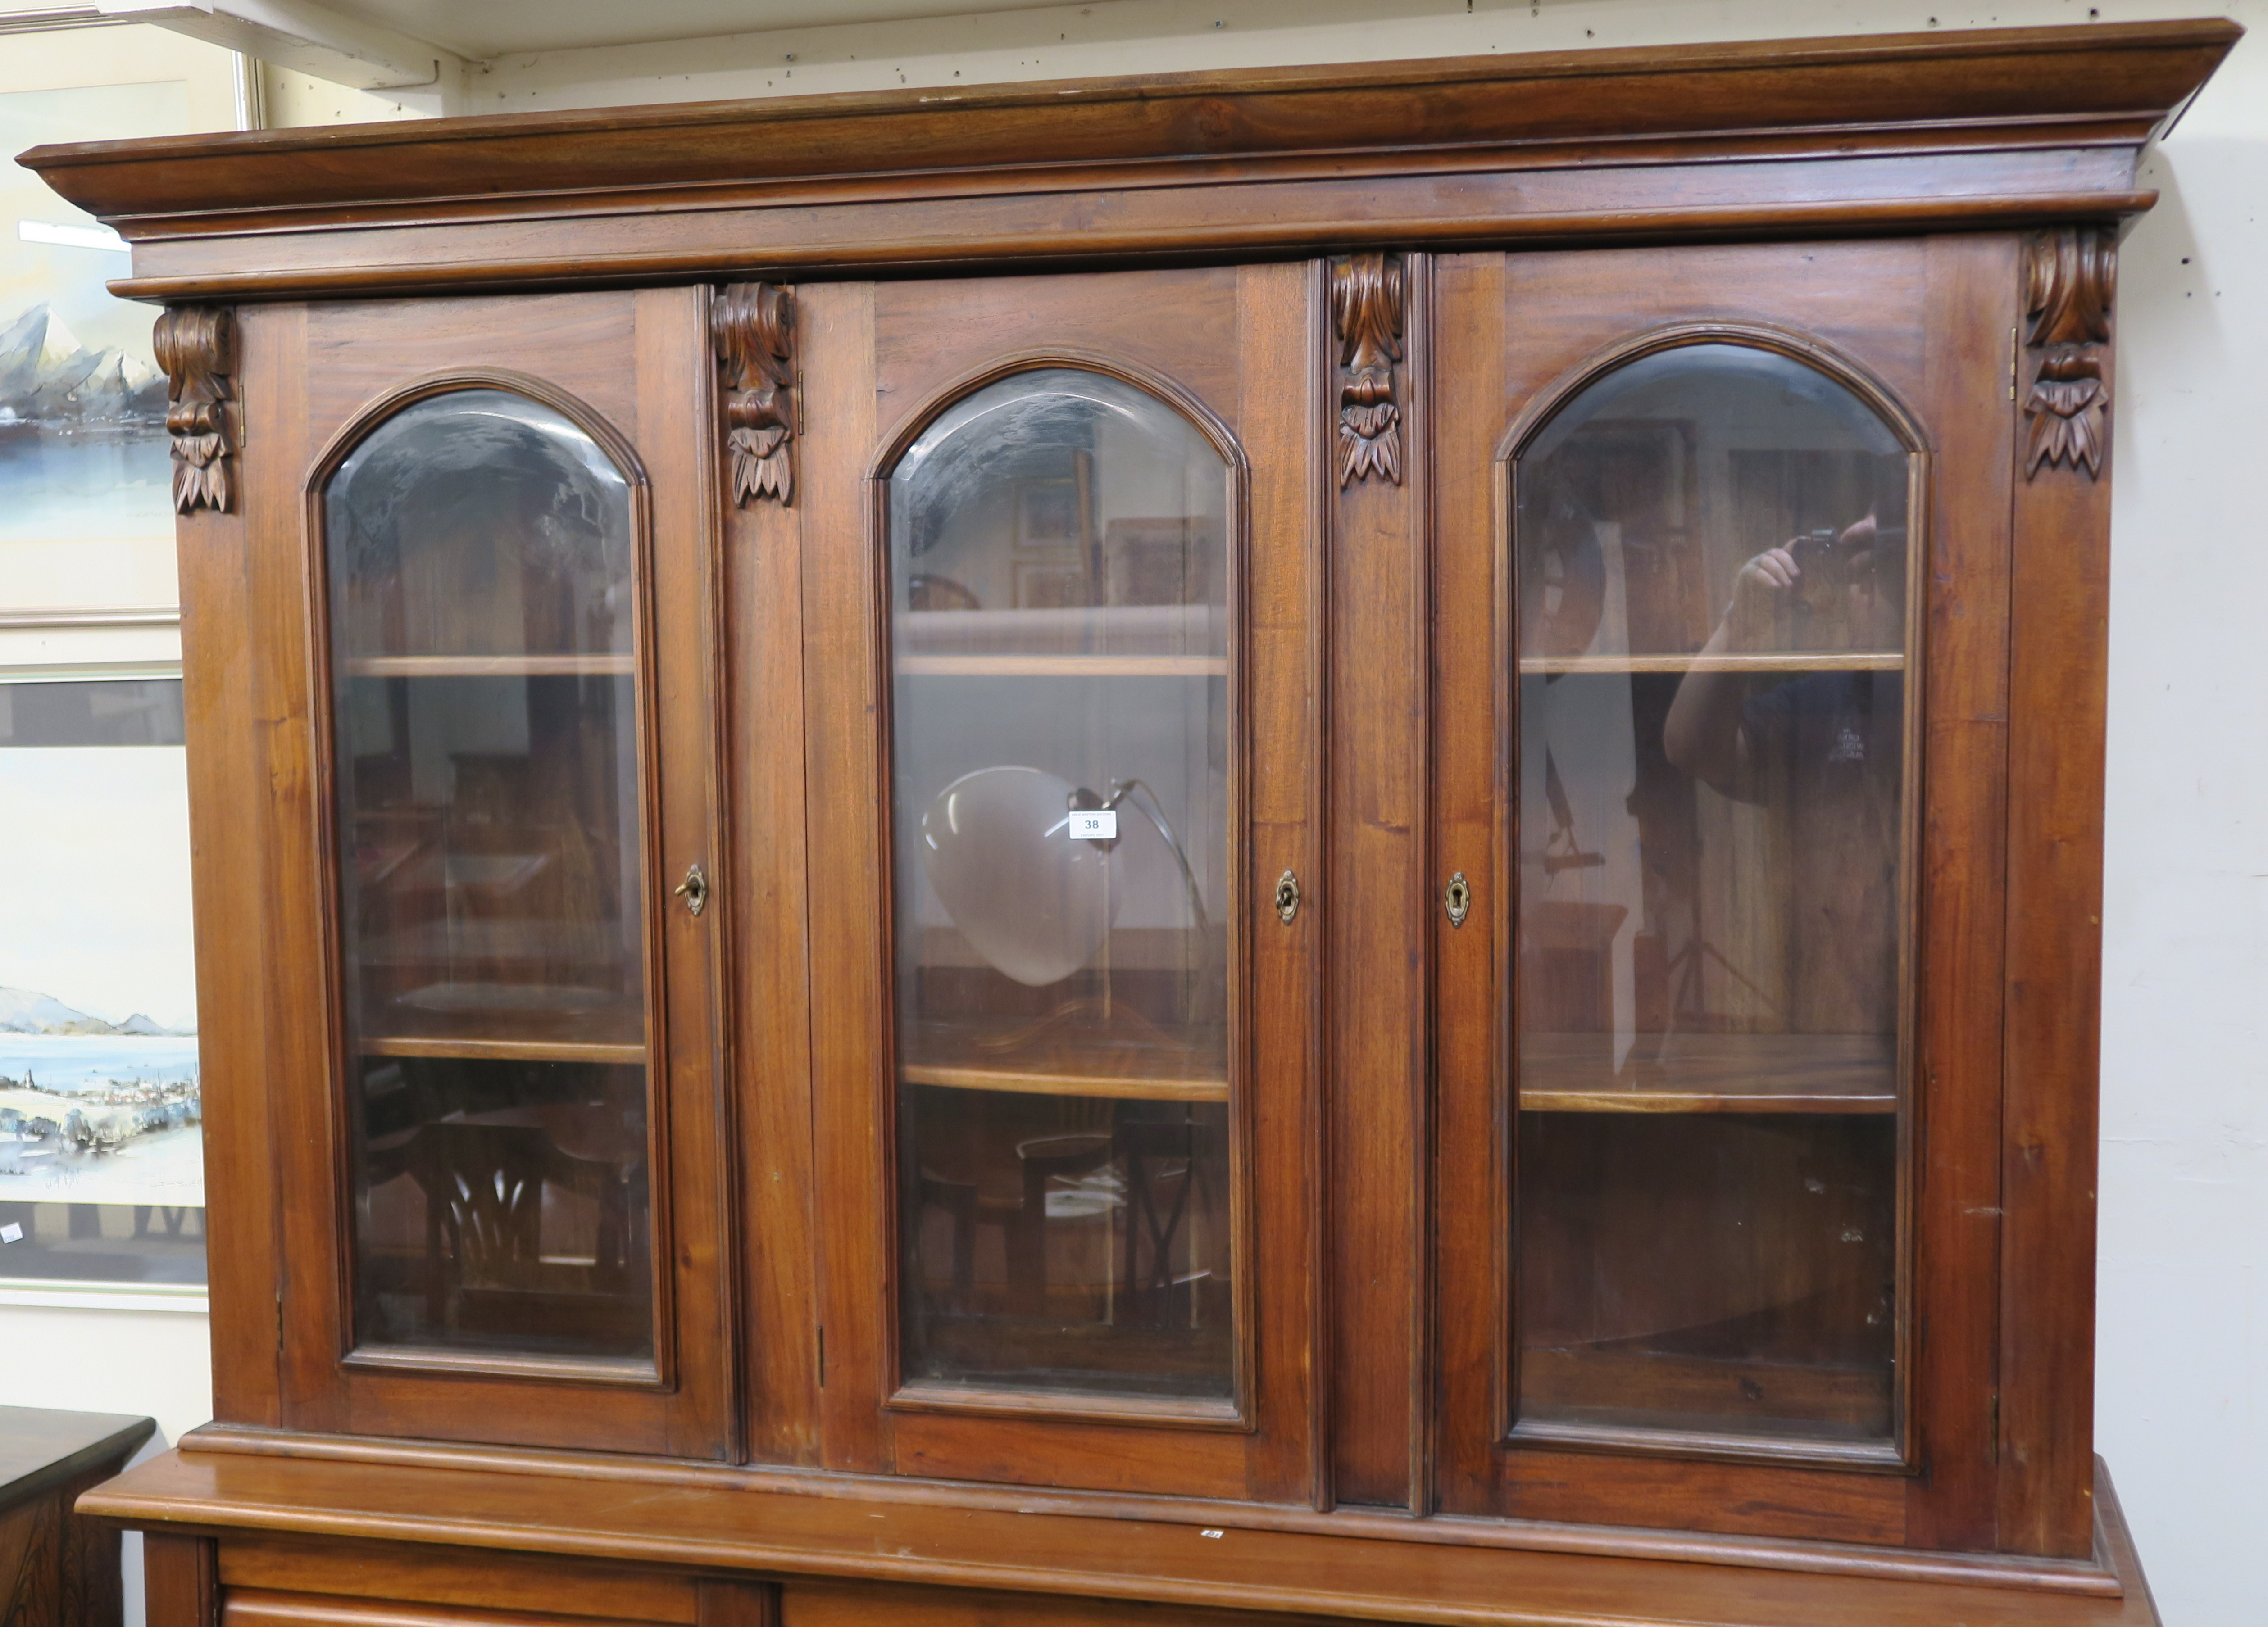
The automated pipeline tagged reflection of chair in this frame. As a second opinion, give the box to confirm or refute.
[1115,1119,1200,1329]
[415,1120,630,1336]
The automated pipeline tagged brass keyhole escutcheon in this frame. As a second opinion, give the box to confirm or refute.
[1273,869,1301,925]
[674,862,710,917]
[1445,871,1472,928]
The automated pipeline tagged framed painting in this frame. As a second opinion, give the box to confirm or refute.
[1,22,247,1296]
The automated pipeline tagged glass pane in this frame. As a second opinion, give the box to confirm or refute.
[324,389,653,1362]
[1512,344,1912,1446]
[888,367,1234,1403]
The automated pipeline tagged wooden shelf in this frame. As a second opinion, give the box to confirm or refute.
[357,1036,647,1066]
[344,654,636,678]
[1519,1032,1896,1115]
[895,654,1226,677]
[1518,651,1903,676]
[901,1062,1227,1103]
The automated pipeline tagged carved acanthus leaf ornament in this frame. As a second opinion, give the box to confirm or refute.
[152,305,236,514]
[2022,227,2116,480]
[714,282,796,506]
[1333,253,1404,487]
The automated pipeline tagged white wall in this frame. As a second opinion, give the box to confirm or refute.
[8,3,2260,1624]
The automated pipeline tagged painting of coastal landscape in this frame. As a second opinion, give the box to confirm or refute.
[0,992,199,1206]
[0,731,201,1283]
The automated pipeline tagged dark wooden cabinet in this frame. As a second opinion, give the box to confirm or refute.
[20,18,2236,1627]
[0,1409,152,1627]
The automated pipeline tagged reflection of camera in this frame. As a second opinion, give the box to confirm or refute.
[1790,526,1844,570]
[1792,524,1906,577]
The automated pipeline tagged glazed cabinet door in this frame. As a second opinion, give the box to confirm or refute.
[795,267,1323,1499]
[227,289,732,1455]
[1432,239,2016,1548]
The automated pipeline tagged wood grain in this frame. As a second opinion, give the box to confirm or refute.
[1898,231,2021,1556]
[82,1449,2160,1627]
[25,23,2232,231]
[72,19,2196,1612]
[217,1535,696,1623]
[176,300,284,1431]
[723,281,825,1467]
[143,1533,218,1627]
[1998,240,2118,1559]
[1326,251,1430,1509]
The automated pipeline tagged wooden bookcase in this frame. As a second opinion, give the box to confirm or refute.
[20,19,2236,1627]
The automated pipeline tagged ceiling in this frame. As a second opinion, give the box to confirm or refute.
[269,0,1027,61]
[52,0,1043,91]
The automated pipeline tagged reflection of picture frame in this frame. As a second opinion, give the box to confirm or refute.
[1013,561,1088,610]
[1014,477,1080,550]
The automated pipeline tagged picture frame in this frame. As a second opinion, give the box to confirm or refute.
[0,21,248,1298]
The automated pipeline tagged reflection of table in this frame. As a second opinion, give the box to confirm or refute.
[0,1405,154,1627]
[917,1117,1207,1330]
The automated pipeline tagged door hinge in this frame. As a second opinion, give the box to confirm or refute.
[816,1324,826,1388]
[1989,1391,2000,1464]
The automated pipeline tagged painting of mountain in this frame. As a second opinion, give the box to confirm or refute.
[0,983,189,1038]
[3,81,187,570]
[0,304,167,427]
[0,983,200,1213]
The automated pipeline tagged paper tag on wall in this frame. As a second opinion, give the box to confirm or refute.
[0,1223,22,1243]
[1067,810,1118,841]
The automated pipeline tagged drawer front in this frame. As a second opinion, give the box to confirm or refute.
[784,1580,1327,1627]
[218,1539,697,1627]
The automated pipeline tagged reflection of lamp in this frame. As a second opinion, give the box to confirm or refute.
[919,766,1208,988]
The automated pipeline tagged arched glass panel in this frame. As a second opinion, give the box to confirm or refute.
[1511,343,1914,1449]
[887,367,1234,1404]
[323,388,653,1363]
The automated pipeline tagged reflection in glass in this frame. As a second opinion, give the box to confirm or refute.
[888,368,1234,1402]
[324,389,653,1361]
[1512,344,1912,1446]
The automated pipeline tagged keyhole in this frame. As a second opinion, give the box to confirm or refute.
[1445,871,1472,928]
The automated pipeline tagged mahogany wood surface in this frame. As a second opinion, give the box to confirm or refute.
[1325,252,1432,1510]
[234,290,736,1455]
[1998,242,2120,1559]
[143,1534,218,1627]
[1426,237,2013,1545]
[797,265,1322,1498]
[88,1447,2164,1627]
[14,25,2237,303]
[217,1537,696,1623]
[34,20,2213,1627]
[22,23,2232,224]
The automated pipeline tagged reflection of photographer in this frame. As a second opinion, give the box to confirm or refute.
[1663,505,1906,803]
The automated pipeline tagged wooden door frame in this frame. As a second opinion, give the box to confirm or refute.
[1429,237,2021,1550]
[798,265,1326,1502]
[238,287,737,1457]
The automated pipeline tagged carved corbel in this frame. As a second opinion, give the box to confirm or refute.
[152,305,235,514]
[714,282,795,506]
[1333,252,1404,487]
[2022,227,2116,480]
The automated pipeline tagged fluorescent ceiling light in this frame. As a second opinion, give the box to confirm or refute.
[18,220,129,253]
